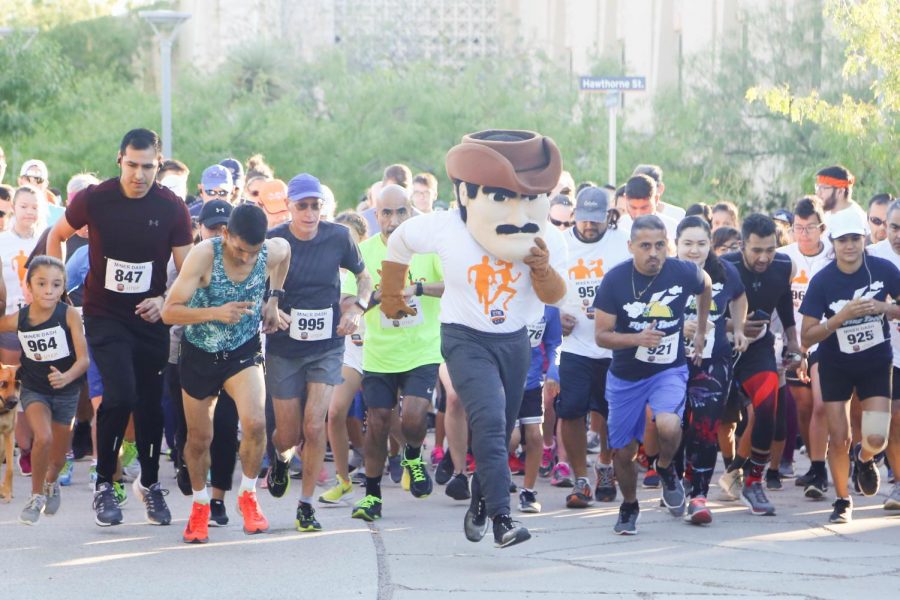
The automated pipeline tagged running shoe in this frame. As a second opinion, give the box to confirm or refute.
[209,499,229,526]
[93,482,123,526]
[19,494,46,525]
[518,489,541,513]
[317,465,330,486]
[435,451,454,485]
[183,502,210,543]
[636,445,650,472]
[586,431,601,454]
[237,490,268,534]
[614,501,640,535]
[779,460,795,479]
[465,452,476,474]
[387,454,403,483]
[133,480,171,525]
[508,453,525,476]
[121,440,140,480]
[266,457,291,498]
[401,452,433,498]
[684,496,712,525]
[594,463,617,502]
[88,463,97,486]
[659,464,685,516]
[550,462,574,487]
[565,477,592,508]
[464,475,489,542]
[113,481,128,507]
[883,483,900,510]
[430,446,444,468]
[854,450,880,497]
[18,449,31,477]
[446,472,471,500]
[766,469,783,491]
[351,495,383,521]
[289,454,303,479]
[492,514,531,548]
[642,468,661,489]
[351,469,367,486]
[795,468,815,487]
[804,474,828,499]
[58,454,74,486]
[829,497,852,524]
[43,480,61,516]
[319,475,354,505]
[717,469,743,501]
[349,448,364,472]
[509,478,517,494]
[741,481,776,516]
[258,453,270,479]
[176,463,192,496]
[539,443,555,478]
[295,501,322,532]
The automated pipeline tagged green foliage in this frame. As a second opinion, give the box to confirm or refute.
[1,0,119,29]
[44,14,150,81]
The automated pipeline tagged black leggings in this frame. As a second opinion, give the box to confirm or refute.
[684,358,731,498]
[167,363,239,491]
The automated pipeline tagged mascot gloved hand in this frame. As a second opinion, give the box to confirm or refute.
[379,260,417,319]
[524,237,566,304]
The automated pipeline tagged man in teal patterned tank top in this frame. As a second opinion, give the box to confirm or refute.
[162,204,291,544]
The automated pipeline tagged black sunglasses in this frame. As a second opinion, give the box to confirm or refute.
[550,218,574,227]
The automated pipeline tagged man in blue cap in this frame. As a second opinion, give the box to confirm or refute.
[220,158,245,204]
[264,172,373,533]
[190,165,234,218]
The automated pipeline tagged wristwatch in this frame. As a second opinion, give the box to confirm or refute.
[354,296,369,312]
[415,281,424,297]
[265,289,285,301]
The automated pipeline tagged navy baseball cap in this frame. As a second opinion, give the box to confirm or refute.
[287,173,324,201]
[220,158,244,185]
[199,199,232,227]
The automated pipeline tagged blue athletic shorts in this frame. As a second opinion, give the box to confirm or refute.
[606,365,688,449]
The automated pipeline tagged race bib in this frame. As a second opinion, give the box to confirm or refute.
[289,308,333,342]
[104,258,152,294]
[837,320,884,354]
[18,326,70,362]
[684,327,715,360]
[575,278,602,315]
[636,331,679,364]
[526,318,547,348]
[379,297,423,329]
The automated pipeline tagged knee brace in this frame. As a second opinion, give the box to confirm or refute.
[861,410,891,455]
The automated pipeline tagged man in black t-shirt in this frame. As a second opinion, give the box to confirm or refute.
[47,129,193,528]
[264,173,372,533]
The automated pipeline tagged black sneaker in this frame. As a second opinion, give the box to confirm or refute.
[614,501,640,535]
[176,463,192,496]
[766,469,783,491]
[266,457,291,498]
[829,497,852,524]
[295,501,322,532]
[92,482,123,527]
[855,455,881,496]
[795,468,815,487]
[446,473,471,500]
[463,475,489,542]
[435,451,454,485]
[492,513,531,548]
[804,474,828,499]
[401,450,433,498]
[351,495,383,521]
[135,481,172,525]
[209,499,229,526]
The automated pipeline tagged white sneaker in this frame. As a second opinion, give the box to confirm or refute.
[884,483,900,511]
[717,469,743,501]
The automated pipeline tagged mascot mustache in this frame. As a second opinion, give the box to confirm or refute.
[495,223,540,235]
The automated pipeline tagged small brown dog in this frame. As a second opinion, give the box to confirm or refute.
[0,365,21,503]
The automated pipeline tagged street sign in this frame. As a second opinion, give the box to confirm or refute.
[579,76,646,92]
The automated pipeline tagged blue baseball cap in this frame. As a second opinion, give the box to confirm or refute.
[201,165,233,190]
[287,173,323,201]
[219,158,244,185]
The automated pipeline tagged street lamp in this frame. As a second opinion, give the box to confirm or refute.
[139,10,191,159]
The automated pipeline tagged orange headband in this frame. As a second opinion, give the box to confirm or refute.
[817,175,854,188]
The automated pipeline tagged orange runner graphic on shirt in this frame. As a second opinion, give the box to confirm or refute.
[467,256,520,315]
[793,269,809,284]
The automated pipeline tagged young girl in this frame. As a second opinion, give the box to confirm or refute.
[0,256,89,524]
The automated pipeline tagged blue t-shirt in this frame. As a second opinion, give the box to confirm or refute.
[684,259,745,361]
[266,221,366,358]
[594,258,705,381]
[525,306,562,390]
[798,256,900,368]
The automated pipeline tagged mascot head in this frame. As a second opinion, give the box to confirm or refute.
[446,129,562,262]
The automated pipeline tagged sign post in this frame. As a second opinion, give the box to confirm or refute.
[579,76,647,186]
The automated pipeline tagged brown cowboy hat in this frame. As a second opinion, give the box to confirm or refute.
[445,129,562,196]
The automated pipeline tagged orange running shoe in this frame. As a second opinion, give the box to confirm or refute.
[183,502,210,544]
[237,490,269,534]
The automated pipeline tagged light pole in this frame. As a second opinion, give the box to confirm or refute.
[139,10,191,159]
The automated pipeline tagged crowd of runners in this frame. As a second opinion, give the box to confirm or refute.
[0,129,897,549]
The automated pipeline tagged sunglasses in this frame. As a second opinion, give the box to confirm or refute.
[204,189,230,198]
[291,200,321,212]
[550,218,574,227]
[869,216,885,227]
[24,174,45,185]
